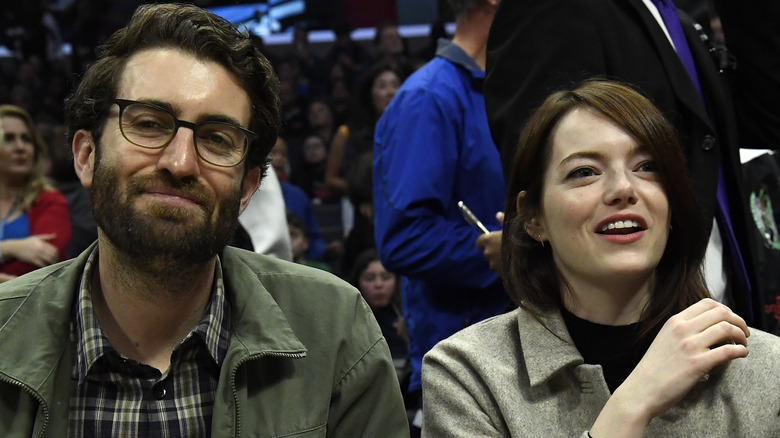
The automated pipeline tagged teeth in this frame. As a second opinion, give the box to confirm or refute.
[600,220,640,232]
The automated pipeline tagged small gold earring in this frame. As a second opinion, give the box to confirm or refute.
[537,234,545,247]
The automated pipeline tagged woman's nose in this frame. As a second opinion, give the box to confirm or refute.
[604,171,638,205]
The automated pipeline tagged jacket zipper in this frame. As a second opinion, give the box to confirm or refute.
[230,351,306,438]
[0,374,50,438]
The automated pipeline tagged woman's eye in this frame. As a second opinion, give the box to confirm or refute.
[567,167,596,179]
[637,160,659,172]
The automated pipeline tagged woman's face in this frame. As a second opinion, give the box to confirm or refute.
[371,70,401,116]
[303,136,327,164]
[0,115,36,181]
[308,101,332,129]
[528,108,670,293]
[359,260,397,309]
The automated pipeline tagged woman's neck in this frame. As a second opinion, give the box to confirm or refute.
[561,275,653,325]
[0,181,21,203]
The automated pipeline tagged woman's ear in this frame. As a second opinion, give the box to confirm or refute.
[72,130,95,188]
[518,191,546,242]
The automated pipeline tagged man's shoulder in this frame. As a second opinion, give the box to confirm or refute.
[0,260,77,334]
[222,247,360,307]
[398,57,463,94]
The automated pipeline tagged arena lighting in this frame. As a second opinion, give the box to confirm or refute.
[208,1,455,46]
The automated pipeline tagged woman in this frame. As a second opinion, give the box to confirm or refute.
[349,249,408,379]
[421,80,780,436]
[324,62,402,195]
[0,105,71,282]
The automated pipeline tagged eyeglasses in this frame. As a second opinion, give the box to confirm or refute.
[114,98,257,167]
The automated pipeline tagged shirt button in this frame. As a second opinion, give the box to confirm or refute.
[701,135,716,151]
[153,385,167,400]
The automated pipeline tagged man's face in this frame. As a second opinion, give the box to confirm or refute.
[80,47,258,272]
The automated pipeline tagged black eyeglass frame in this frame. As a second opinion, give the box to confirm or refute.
[113,98,258,168]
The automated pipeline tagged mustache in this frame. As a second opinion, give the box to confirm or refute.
[128,172,210,205]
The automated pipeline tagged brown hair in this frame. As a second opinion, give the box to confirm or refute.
[0,105,54,211]
[63,3,281,174]
[502,79,709,340]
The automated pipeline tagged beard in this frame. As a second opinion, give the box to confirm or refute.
[89,148,242,276]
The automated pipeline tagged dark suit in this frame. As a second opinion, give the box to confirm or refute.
[484,0,761,325]
[714,0,780,150]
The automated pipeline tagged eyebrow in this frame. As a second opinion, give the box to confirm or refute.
[135,98,246,127]
[556,145,650,170]
[557,151,603,170]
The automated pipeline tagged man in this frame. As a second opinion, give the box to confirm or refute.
[0,4,408,437]
[373,0,509,431]
[484,0,765,328]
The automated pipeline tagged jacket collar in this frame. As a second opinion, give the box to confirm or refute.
[435,37,485,87]
[0,244,307,402]
[516,305,584,387]
[219,247,307,360]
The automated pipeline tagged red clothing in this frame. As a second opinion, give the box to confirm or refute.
[1,190,72,277]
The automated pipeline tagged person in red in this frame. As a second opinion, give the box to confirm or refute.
[0,105,71,282]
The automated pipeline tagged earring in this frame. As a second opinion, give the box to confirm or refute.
[537,234,545,247]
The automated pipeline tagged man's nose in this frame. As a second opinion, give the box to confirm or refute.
[155,126,201,178]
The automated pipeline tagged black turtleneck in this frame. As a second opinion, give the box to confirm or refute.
[561,308,650,393]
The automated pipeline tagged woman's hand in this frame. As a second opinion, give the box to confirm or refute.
[591,298,750,437]
[2,234,60,267]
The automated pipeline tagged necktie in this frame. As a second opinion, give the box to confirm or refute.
[651,0,753,310]
[651,0,703,98]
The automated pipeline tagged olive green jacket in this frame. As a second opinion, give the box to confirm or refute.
[0,245,410,437]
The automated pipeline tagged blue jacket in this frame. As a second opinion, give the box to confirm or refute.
[374,39,510,392]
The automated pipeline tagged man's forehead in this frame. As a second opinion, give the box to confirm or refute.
[117,48,252,125]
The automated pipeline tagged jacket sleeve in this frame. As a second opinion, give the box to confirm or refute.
[1,190,72,276]
[485,0,606,179]
[327,299,410,437]
[421,341,506,437]
[373,86,500,289]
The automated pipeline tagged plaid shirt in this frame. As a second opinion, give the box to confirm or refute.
[68,249,231,438]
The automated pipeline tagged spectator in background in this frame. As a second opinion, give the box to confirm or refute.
[342,151,375,278]
[328,76,352,128]
[372,0,508,433]
[288,210,331,272]
[291,26,328,97]
[326,22,369,85]
[349,248,409,387]
[325,62,402,197]
[272,137,341,265]
[0,104,71,282]
[306,97,336,144]
[372,22,409,76]
[291,133,334,203]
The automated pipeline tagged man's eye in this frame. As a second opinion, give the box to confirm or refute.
[131,117,168,131]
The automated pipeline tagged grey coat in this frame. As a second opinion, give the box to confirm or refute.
[422,306,780,437]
